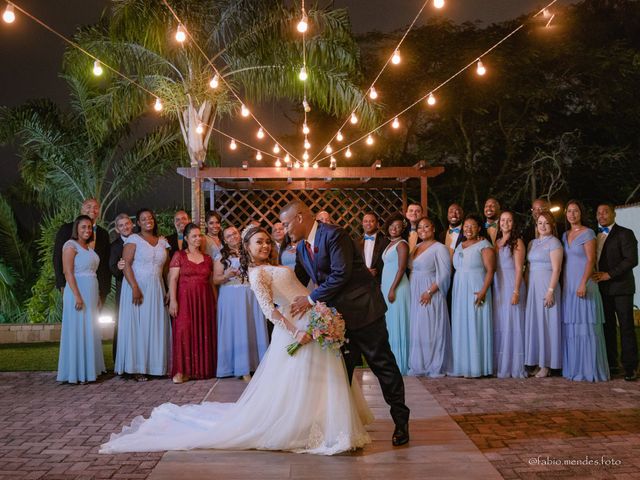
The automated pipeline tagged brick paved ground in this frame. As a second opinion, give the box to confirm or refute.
[420,375,640,479]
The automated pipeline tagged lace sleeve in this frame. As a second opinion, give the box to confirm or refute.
[248,267,285,329]
[169,251,182,269]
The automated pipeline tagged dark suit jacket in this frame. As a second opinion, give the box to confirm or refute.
[166,233,181,260]
[53,222,111,303]
[597,224,638,296]
[295,223,387,330]
[109,237,125,306]
[357,232,390,285]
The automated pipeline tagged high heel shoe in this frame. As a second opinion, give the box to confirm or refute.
[535,367,550,378]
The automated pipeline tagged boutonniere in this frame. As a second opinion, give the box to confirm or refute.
[314,246,319,254]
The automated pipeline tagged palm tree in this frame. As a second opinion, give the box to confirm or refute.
[65,0,380,221]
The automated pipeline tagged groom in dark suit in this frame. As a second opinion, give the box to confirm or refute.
[280,201,410,446]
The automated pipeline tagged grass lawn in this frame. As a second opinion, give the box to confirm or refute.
[0,341,114,372]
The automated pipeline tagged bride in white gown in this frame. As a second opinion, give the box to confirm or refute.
[100,226,373,456]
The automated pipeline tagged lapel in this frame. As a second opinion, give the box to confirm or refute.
[600,224,618,262]
[298,236,318,285]
[372,233,385,264]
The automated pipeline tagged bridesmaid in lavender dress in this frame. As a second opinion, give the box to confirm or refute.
[408,217,452,377]
[493,211,527,378]
[561,200,609,382]
[524,211,563,378]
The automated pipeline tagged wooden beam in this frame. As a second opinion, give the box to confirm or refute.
[420,177,428,213]
[210,179,418,191]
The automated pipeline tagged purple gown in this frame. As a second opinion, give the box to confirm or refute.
[561,229,609,382]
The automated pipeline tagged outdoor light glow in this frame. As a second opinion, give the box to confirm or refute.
[336,131,344,142]
[303,160,309,168]
[366,134,374,145]
[229,139,237,150]
[153,97,163,112]
[325,145,333,154]
[92,60,103,76]
[303,151,309,160]
[350,112,358,124]
[255,151,263,160]
[433,0,445,9]
[302,98,311,112]
[2,4,15,24]
[543,8,552,18]
[330,156,337,169]
[312,162,318,169]
[369,87,378,99]
[302,123,310,134]
[257,127,265,139]
[209,75,219,89]
[427,93,436,106]
[297,11,308,33]
[242,161,248,170]
[392,117,400,129]
[98,315,114,324]
[476,59,486,76]
[304,139,311,150]
[175,24,187,43]
[345,147,352,158]
[550,206,561,213]
[299,66,308,81]
[391,50,401,65]
[284,153,291,163]
[241,104,250,117]
[196,122,204,135]
[294,161,300,168]
[275,158,282,167]
[273,144,281,154]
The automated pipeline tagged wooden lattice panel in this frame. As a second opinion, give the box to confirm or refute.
[212,187,419,236]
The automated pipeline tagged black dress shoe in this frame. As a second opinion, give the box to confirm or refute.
[392,424,409,446]
[624,371,637,381]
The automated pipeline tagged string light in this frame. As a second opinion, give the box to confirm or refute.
[369,87,378,100]
[242,160,248,170]
[303,159,309,168]
[302,151,309,160]
[294,161,301,168]
[350,112,358,124]
[304,138,311,150]
[257,127,265,139]
[196,122,204,135]
[391,49,401,65]
[284,153,291,163]
[336,131,344,142]
[153,97,163,112]
[229,139,237,150]
[325,145,333,154]
[273,144,281,154]
[92,60,103,76]
[275,158,282,167]
[302,122,310,134]
[476,59,486,76]
[256,151,263,160]
[175,24,186,43]
[302,98,311,112]
[209,74,219,89]
[240,104,250,117]
[366,134,374,145]
[427,93,436,106]
[299,66,308,81]
[312,162,318,169]
[392,117,400,129]
[330,156,337,169]
[297,9,308,33]
[433,0,445,9]
[2,4,15,24]
[345,147,352,158]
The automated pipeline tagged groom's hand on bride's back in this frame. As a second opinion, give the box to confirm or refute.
[291,295,312,318]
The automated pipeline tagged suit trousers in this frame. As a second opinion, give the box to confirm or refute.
[343,316,410,426]
[601,294,638,373]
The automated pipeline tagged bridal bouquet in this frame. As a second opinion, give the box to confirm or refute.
[287,302,346,356]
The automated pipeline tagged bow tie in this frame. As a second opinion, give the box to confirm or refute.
[448,227,460,234]
[484,222,497,229]
[598,226,610,234]
[410,227,417,232]
[364,234,375,241]
[178,233,184,241]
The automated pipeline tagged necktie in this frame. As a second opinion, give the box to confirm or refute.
[448,227,460,234]
[305,241,315,260]
[364,235,375,241]
[484,222,497,229]
[598,226,610,234]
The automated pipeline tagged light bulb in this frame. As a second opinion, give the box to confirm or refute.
[303,160,309,168]
[153,97,163,112]
[345,147,352,158]
[325,145,333,154]
[256,151,263,161]
[476,59,486,76]
[275,158,282,167]
[175,24,187,43]
[304,139,311,150]
[92,60,103,76]
[369,87,378,100]
[336,131,344,142]
[257,127,265,139]
[302,123,310,135]
[303,151,309,160]
[273,144,281,154]
[229,139,237,150]
[284,153,290,163]
[294,161,300,168]
[312,163,318,169]
[2,4,15,24]
[297,11,308,33]
[302,98,311,112]
[350,112,358,124]
[240,104,250,117]
[427,93,436,106]
[391,50,401,65]
[330,156,337,169]
[299,66,308,81]
[433,0,445,9]
[209,75,219,89]
[196,123,204,135]
[542,8,552,18]
[392,117,400,129]
[366,135,374,145]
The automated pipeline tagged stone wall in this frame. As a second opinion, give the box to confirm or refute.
[0,323,114,344]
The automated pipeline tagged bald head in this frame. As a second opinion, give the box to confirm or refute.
[279,201,314,242]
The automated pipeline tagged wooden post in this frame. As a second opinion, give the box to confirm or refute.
[420,177,428,213]
[401,184,408,213]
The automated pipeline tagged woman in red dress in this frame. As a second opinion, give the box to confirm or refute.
[168,223,217,383]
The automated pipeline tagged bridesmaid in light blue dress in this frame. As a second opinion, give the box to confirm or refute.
[524,211,563,378]
[493,211,527,378]
[451,215,495,378]
[561,200,609,382]
[278,237,298,270]
[214,226,269,378]
[205,211,223,260]
[57,216,105,383]
[408,217,452,377]
[381,214,411,375]
[115,209,171,380]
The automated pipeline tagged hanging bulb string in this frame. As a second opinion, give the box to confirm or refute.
[310,0,559,167]
[160,0,301,163]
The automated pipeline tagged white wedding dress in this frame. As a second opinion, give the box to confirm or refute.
[100,265,373,455]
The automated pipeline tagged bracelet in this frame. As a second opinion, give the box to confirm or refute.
[426,289,432,296]
[513,291,519,294]
[547,287,554,292]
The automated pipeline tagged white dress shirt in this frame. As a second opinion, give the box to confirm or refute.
[363,232,377,268]
[596,222,615,264]
[445,226,461,251]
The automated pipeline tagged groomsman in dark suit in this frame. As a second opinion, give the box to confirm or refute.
[483,198,501,244]
[53,198,111,305]
[109,213,134,360]
[592,203,638,381]
[439,203,464,313]
[166,210,191,259]
[404,203,423,252]
[358,212,389,285]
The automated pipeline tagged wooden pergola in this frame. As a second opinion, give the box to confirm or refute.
[178,162,444,227]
